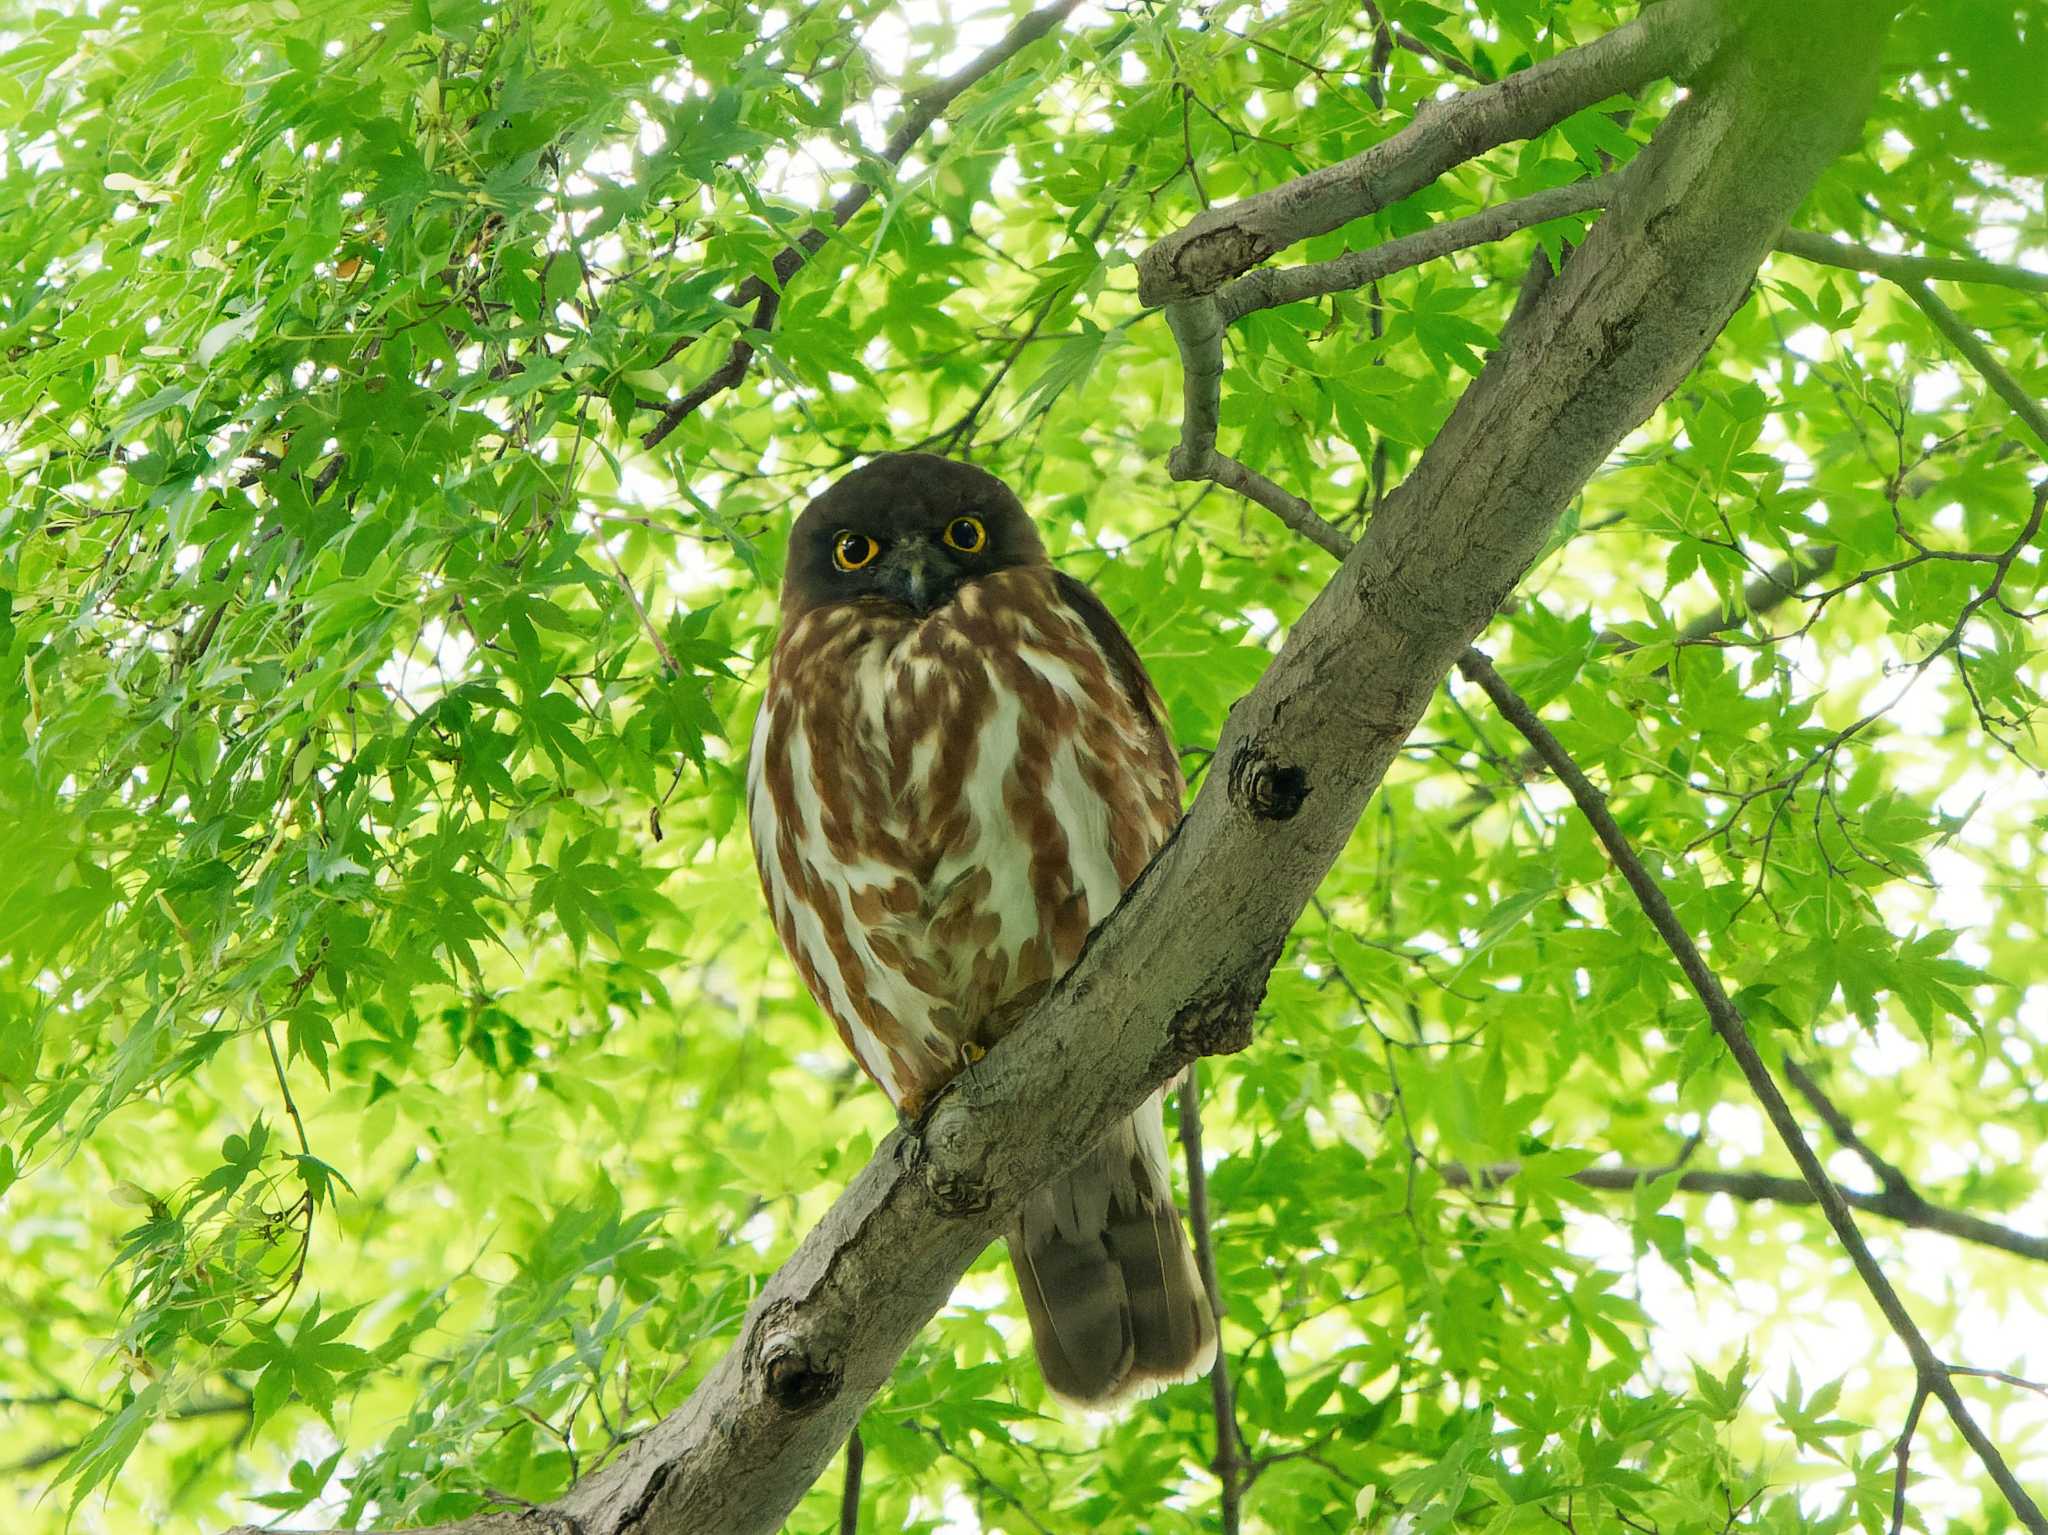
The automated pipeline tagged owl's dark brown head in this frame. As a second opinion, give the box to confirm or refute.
[781,453,1047,620]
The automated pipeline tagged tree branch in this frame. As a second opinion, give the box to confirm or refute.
[1455,646,2046,1535]
[1135,0,1733,303]
[1164,178,1632,516]
[1775,228,2048,294]
[5,1396,250,1480]
[1216,174,1625,322]
[1437,1156,2048,1264]
[1902,279,2048,452]
[1782,1058,1915,1200]
[1176,1071,1242,1535]
[1890,1382,1931,1535]
[639,0,1084,448]
[837,1426,863,1535]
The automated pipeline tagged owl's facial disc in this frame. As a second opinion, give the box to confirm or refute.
[779,453,1048,621]
[871,534,954,616]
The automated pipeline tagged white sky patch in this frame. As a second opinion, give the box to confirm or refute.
[1912,365,1964,413]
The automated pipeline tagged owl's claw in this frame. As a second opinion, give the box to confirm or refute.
[959,1040,986,1065]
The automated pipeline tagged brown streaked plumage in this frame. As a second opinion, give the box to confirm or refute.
[745,452,1217,1407]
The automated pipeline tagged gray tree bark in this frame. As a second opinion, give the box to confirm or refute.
[229,1,1898,1530]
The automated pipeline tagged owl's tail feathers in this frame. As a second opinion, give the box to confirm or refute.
[1006,1096,1218,1409]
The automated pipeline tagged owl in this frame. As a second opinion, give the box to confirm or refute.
[745,452,1218,1407]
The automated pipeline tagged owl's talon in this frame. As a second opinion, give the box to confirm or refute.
[959,1041,986,1065]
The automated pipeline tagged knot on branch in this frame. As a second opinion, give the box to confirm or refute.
[913,1101,997,1217]
[756,1326,841,1414]
[1164,970,1270,1064]
[1138,223,1278,305]
[1228,745,1309,822]
[923,1160,994,1218]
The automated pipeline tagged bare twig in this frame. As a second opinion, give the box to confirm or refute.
[1437,1158,2048,1264]
[599,539,679,675]
[838,1426,863,1535]
[1889,1381,1930,1535]
[1783,1059,1914,1201]
[1949,1366,2048,1399]
[1456,645,2046,1535]
[261,1020,312,1159]
[1177,1071,1242,1535]
[1775,229,2048,295]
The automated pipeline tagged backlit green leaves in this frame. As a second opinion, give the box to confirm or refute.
[3,0,2046,1530]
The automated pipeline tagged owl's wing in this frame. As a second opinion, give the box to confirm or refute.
[1051,569,1183,799]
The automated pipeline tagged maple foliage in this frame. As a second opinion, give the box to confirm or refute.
[1,0,2045,1531]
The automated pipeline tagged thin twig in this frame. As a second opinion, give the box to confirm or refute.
[1783,1059,1914,1200]
[1,1396,252,1479]
[838,1425,864,1535]
[262,1021,311,1158]
[911,165,1138,452]
[1177,1071,1242,1535]
[1947,1366,2048,1399]
[600,539,678,674]
[1436,1159,2048,1264]
[1775,229,2048,294]
[1889,1381,1929,1535]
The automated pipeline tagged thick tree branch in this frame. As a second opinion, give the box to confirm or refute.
[1438,1156,2048,1264]
[639,0,1083,448]
[1456,646,2046,1534]
[222,6,1896,1531]
[1135,0,1733,304]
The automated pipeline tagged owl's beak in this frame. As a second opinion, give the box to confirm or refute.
[876,537,954,616]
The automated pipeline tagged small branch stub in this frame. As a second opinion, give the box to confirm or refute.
[912,1098,999,1216]
[1166,972,1270,1063]
[760,1335,841,1414]
[922,1159,995,1218]
[1229,744,1309,821]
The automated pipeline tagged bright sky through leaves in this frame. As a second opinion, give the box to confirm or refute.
[1,0,2045,1530]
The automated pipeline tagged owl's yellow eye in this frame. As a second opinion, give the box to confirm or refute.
[833,531,880,571]
[943,516,986,554]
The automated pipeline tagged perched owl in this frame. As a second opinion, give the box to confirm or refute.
[746,453,1218,1407]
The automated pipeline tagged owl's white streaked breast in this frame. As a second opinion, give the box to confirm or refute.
[747,567,1180,1111]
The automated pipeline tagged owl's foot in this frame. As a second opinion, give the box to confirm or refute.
[958,1040,986,1065]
